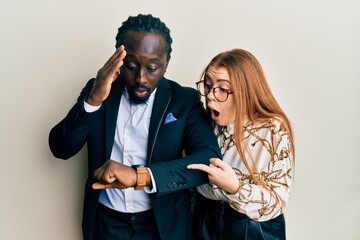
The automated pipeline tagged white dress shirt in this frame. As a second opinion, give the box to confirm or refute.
[84,88,157,213]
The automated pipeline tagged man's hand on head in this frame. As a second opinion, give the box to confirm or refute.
[86,45,127,106]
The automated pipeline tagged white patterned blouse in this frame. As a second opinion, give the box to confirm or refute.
[196,118,293,221]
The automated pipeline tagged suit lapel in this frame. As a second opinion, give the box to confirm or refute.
[147,79,172,163]
[105,78,124,160]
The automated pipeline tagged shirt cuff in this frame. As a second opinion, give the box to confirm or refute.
[144,168,157,193]
[84,101,101,113]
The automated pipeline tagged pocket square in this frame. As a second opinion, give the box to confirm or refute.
[164,112,177,124]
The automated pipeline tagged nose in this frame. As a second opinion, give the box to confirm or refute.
[206,88,216,101]
[135,68,147,85]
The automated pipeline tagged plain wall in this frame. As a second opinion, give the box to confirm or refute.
[1,0,359,239]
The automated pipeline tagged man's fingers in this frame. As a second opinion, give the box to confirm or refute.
[92,182,112,190]
[105,45,124,65]
[111,49,127,70]
[104,45,126,69]
[119,48,127,62]
[93,167,104,181]
[92,181,127,190]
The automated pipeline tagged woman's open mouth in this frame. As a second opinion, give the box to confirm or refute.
[208,105,220,121]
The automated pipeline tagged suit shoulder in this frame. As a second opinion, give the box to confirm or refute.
[167,79,198,96]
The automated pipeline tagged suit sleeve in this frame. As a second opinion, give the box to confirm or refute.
[48,78,100,159]
[149,89,221,196]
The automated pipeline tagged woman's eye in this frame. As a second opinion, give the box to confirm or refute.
[204,83,212,89]
[219,88,229,93]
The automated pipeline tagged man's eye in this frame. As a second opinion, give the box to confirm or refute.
[124,64,138,72]
[147,65,159,72]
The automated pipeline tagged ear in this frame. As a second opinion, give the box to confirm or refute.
[164,55,171,72]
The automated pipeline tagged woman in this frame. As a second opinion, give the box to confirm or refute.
[188,49,295,240]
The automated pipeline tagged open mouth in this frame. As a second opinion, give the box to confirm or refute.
[135,89,148,98]
[133,86,150,98]
[208,105,220,120]
[212,109,220,117]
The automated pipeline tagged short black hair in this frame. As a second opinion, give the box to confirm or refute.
[115,14,173,57]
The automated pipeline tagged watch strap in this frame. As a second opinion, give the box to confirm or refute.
[131,165,147,190]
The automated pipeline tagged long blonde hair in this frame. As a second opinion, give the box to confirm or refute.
[201,48,295,185]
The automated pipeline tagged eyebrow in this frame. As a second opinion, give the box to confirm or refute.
[215,79,231,84]
[205,77,231,84]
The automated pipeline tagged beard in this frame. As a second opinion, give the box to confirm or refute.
[127,84,151,105]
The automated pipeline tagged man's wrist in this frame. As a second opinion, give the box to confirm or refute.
[86,94,102,107]
[84,100,101,113]
[131,165,148,190]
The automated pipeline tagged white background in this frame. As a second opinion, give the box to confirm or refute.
[1,0,359,239]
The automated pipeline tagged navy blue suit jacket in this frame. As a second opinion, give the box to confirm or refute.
[49,77,221,240]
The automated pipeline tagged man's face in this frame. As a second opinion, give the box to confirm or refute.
[120,31,170,104]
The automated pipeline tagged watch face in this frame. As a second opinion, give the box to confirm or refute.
[131,164,147,168]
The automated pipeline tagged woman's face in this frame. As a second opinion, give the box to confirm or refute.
[205,66,236,126]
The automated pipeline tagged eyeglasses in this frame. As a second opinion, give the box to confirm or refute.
[196,80,233,102]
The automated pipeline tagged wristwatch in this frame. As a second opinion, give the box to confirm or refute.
[131,165,148,190]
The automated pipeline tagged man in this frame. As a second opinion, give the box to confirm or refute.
[48,14,221,240]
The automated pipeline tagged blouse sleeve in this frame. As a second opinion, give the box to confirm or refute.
[223,119,293,221]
